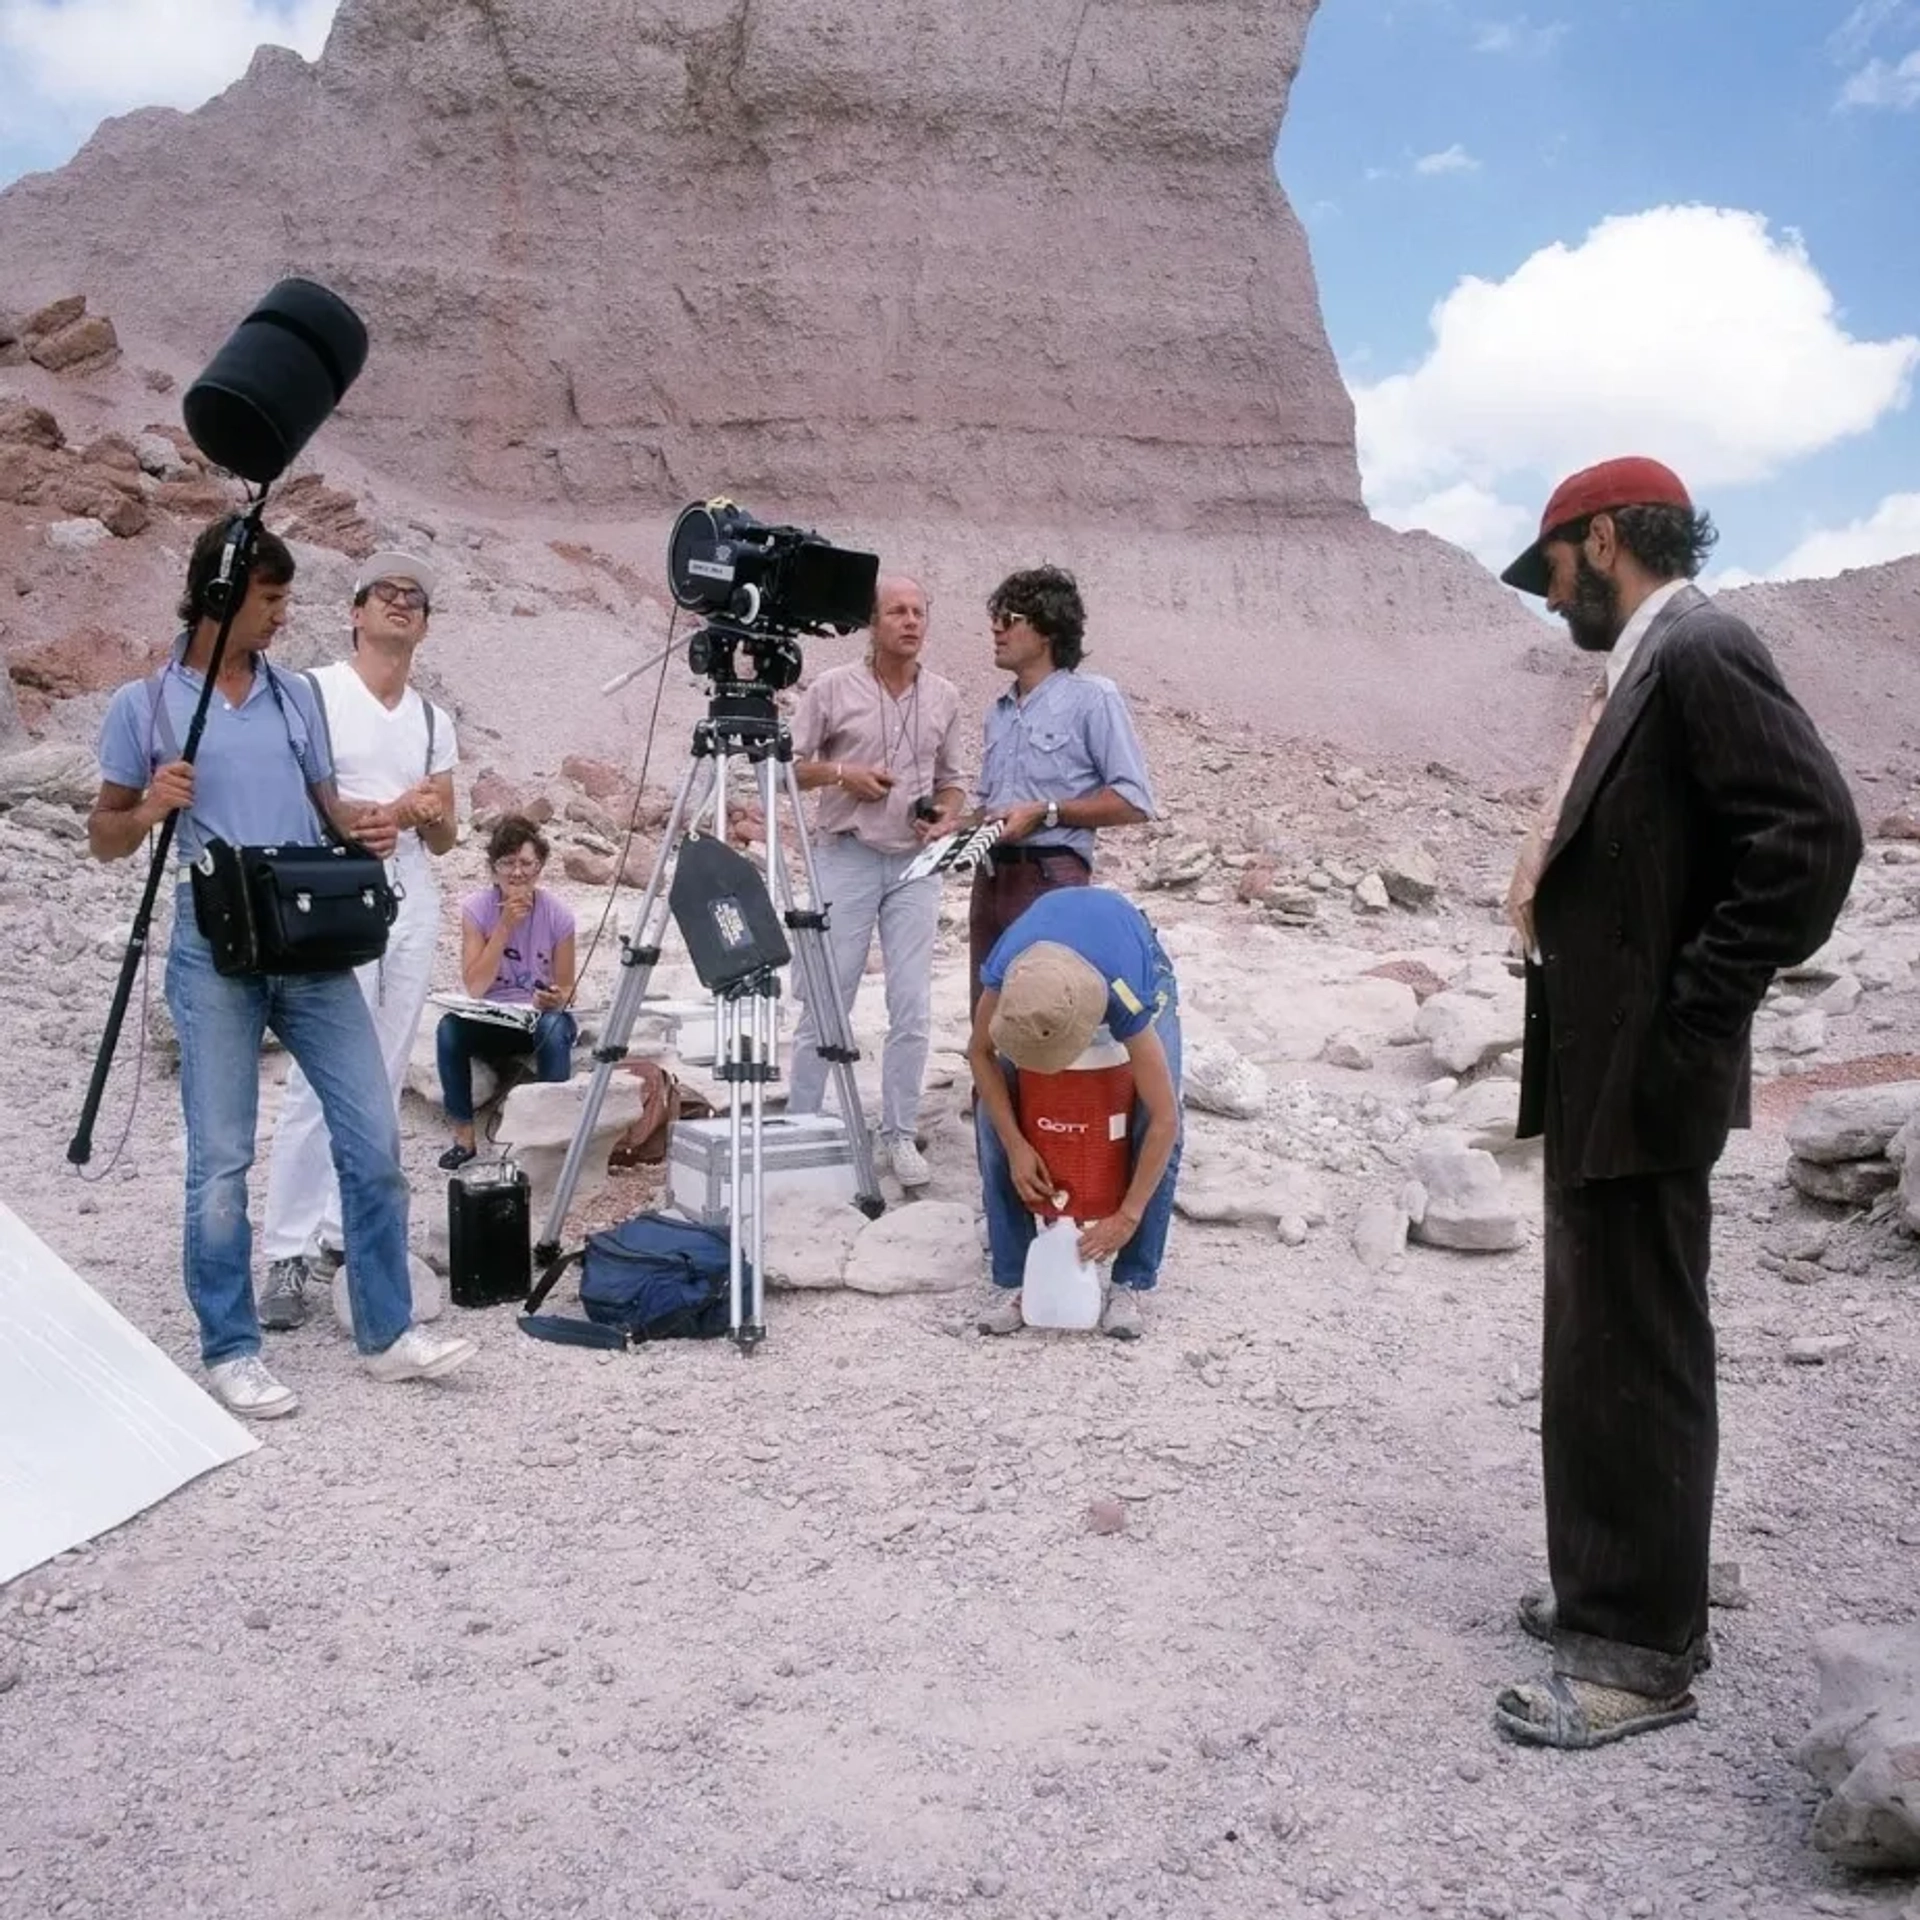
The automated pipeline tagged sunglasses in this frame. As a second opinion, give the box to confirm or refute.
[990,612,1028,634]
[368,581,430,612]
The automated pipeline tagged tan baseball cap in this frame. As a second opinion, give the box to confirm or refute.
[990,942,1107,1074]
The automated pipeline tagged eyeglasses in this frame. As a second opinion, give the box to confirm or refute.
[368,581,429,612]
[492,855,542,876]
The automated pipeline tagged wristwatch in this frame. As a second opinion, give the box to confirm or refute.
[1042,799,1060,831]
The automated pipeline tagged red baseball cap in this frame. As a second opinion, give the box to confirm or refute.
[1500,456,1693,596]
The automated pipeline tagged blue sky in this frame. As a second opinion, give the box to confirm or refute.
[2,0,1916,583]
[1282,0,1920,580]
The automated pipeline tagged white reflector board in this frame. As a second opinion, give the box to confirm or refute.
[0,1201,257,1584]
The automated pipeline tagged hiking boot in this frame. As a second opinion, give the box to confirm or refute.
[207,1354,299,1420]
[362,1325,476,1385]
[258,1256,311,1332]
[1101,1286,1144,1341]
[889,1139,932,1189]
[976,1289,1025,1336]
[309,1242,344,1283]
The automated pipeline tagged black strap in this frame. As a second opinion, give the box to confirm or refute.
[518,1313,627,1350]
[523,1245,581,1316]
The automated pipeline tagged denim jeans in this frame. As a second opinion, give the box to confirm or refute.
[165,896,414,1364]
[435,1009,577,1124]
[976,940,1184,1293]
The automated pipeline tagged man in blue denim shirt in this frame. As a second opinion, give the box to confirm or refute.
[88,516,475,1419]
[969,888,1182,1341]
[969,566,1155,1011]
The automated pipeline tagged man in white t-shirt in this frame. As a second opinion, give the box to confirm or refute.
[258,552,459,1328]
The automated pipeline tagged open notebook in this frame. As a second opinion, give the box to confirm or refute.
[426,991,541,1033]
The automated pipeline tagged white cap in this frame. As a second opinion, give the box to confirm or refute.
[354,550,437,602]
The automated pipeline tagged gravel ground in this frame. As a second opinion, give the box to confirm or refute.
[3,826,1917,1920]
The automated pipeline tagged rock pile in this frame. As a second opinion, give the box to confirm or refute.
[1784,1082,1920,1207]
[0,294,118,374]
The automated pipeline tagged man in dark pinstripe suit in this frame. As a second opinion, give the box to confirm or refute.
[1491,457,1861,1749]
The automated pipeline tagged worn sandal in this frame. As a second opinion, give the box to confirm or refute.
[437,1143,478,1171]
[1494,1672,1697,1750]
[1517,1587,1714,1672]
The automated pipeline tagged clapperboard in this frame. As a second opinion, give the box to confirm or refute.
[901,821,1007,883]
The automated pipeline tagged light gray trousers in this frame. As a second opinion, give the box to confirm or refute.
[786,832,940,1144]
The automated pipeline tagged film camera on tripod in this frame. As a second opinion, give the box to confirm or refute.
[521,498,890,1353]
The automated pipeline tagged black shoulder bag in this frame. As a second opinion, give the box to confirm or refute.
[180,663,402,977]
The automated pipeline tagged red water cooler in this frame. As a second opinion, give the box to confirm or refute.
[1015,1029,1136,1222]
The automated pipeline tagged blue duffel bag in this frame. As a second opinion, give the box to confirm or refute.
[519,1212,737,1348]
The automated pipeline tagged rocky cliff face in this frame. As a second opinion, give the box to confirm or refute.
[0,0,1355,530]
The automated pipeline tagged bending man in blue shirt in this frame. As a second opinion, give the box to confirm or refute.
[968,566,1156,1011]
[969,888,1183,1341]
[89,516,475,1420]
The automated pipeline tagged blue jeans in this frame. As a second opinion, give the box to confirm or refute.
[165,899,413,1364]
[435,1010,577,1124]
[976,942,1184,1293]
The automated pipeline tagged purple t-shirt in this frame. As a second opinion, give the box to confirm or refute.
[463,887,576,1005]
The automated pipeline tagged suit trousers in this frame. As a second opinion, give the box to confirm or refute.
[968,850,1091,1014]
[1541,1155,1717,1698]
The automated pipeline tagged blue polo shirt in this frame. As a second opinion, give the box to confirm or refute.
[97,642,333,860]
[975,670,1157,865]
[980,887,1170,1041]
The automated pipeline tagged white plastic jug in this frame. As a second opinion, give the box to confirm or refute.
[1022,1216,1102,1331]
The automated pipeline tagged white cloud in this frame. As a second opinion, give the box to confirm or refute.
[1351,205,1920,556]
[1472,17,1566,57]
[1839,48,1920,108]
[1829,0,1916,64]
[1374,481,1532,570]
[0,0,338,116]
[1413,143,1480,176]
[1755,493,1920,582]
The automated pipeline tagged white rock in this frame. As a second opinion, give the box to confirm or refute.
[0,743,100,809]
[133,431,181,476]
[1351,1203,1408,1271]
[840,1201,979,1295]
[1778,1010,1828,1056]
[1443,1076,1522,1149]
[1175,1143,1328,1228]
[1407,1135,1526,1252]
[762,1191,867,1290]
[1182,1040,1269,1119]
[45,517,111,550]
[1812,973,1863,1016]
[1785,1083,1920,1163]
[500,1076,647,1223]
[1321,1031,1374,1071]
[1416,986,1525,1075]
[333,1252,447,1333]
[1276,1214,1310,1247]
[1379,848,1440,907]
[1788,1157,1898,1207]
[1353,873,1390,914]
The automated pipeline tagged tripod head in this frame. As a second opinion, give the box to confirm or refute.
[687,617,803,698]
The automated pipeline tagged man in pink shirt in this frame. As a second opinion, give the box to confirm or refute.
[788,576,967,1187]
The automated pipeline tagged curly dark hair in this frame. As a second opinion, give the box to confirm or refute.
[175,516,295,625]
[487,815,551,868]
[1558,504,1719,582]
[987,565,1086,672]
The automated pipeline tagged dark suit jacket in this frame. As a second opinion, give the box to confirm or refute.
[1516,585,1863,1182]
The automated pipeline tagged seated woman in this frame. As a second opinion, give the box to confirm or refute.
[436,815,578,1169]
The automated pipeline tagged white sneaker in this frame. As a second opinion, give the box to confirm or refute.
[362,1325,476,1384]
[889,1138,932,1188]
[207,1354,299,1419]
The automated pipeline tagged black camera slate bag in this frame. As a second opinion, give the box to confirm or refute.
[191,837,399,978]
[157,659,400,978]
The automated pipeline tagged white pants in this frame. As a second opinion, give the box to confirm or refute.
[786,833,940,1144]
[261,860,439,1262]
